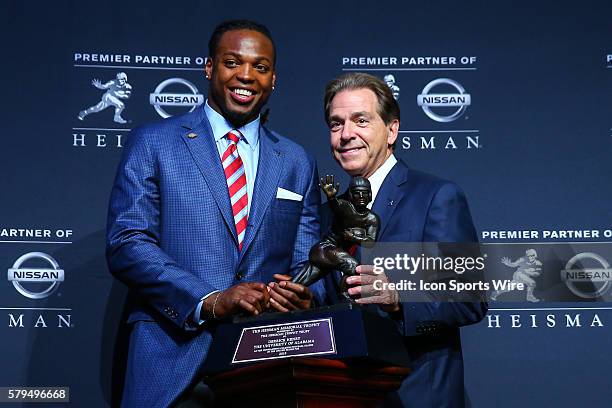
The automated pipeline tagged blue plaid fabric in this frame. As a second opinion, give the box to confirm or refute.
[106,105,323,407]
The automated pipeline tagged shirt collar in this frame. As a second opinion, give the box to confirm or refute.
[366,154,398,209]
[204,99,260,150]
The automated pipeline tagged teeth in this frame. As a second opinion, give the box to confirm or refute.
[233,88,253,97]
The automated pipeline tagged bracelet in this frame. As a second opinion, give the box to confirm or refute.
[212,292,222,320]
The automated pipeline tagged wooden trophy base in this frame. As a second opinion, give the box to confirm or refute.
[207,357,410,408]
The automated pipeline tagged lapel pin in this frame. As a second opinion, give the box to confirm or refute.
[187,132,198,139]
[388,199,395,206]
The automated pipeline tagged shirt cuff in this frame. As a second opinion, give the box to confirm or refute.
[193,290,220,326]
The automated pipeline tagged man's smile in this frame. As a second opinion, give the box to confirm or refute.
[229,87,256,104]
[338,146,365,156]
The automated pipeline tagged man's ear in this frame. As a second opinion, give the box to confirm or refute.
[205,57,213,79]
[387,119,400,146]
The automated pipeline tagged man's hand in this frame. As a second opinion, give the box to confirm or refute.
[320,175,339,199]
[346,265,400,312]
[203,282,270,319]
[267,274,313,312]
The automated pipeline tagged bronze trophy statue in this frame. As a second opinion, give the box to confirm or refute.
[293,175,380,298]
[204,176,411,381]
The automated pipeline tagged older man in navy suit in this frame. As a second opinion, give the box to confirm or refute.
[322,72,487,408]
[106,20,322,407]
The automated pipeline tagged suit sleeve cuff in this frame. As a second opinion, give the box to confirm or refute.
[186,290,220,330]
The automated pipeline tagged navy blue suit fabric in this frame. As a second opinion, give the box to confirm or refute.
[324,159,487,408]
[106,105,322,407]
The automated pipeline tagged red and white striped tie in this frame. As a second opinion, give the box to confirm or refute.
[222,131,248,250]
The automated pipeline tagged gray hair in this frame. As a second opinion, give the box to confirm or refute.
[323,72,400,125]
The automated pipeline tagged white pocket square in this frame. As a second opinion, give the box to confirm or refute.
[276,187,303,201]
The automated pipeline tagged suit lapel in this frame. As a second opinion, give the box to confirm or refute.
[180,107,238,245]
[371,159,410,238]
[239,127,283,261]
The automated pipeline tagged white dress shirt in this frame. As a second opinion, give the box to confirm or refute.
[366,154,398,209]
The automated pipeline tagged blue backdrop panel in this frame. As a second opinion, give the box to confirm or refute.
[1,1,611,406]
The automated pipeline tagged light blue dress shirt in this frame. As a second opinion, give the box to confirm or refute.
[192,100,262,326]
[204,100,260,216]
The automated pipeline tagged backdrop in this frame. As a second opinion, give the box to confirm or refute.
[1,1,611,406]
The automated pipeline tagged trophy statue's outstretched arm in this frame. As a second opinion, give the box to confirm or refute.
[320,175,339,200]
[321,175,352,217]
